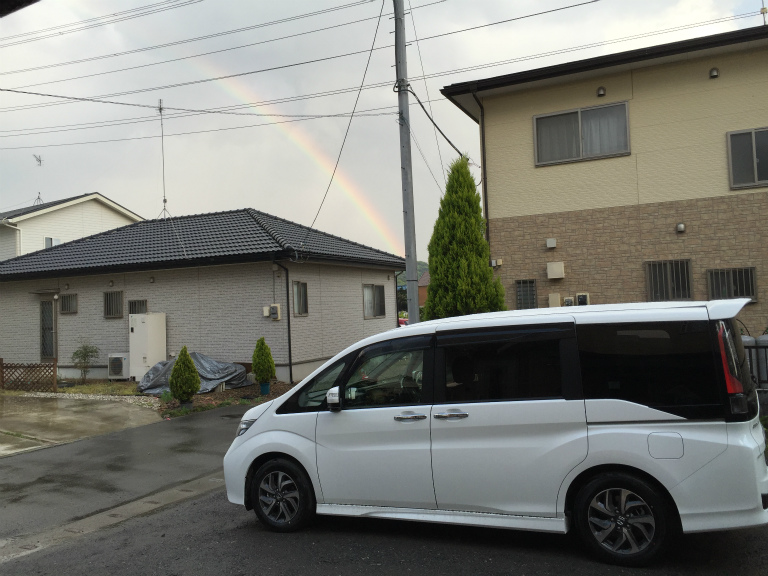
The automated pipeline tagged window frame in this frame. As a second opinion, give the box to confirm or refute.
[60,293,77,314]
[103,291,124,319]
[363,283,386,319]
[726,127,768,189]
[533,101,631,166]
[515,279,538,310]
[707,267,757,302]
[293,281,308,316]
[645,259,693,302]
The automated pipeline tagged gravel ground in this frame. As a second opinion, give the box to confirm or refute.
[22,392,161,409]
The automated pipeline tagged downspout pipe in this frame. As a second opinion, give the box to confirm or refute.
[394,271,402,327]
[274,260,294,384]
[471,92,490,242]
[0,218,22,257]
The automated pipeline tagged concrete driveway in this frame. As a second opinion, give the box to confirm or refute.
[0,395,162,457]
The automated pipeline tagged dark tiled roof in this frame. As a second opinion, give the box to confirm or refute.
[418,271,430,287]
[0,208,405,280]
[0,192,141,221]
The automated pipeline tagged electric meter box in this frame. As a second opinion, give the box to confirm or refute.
[129,312,167,380]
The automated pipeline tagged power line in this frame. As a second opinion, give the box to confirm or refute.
[304,0,386,242]
[0,0,597,112]
[0,0,204,49]
[408,0,445,186]
[403,116,443,196]
[0,0,443,77]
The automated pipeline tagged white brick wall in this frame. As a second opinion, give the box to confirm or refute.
[0,262,399,381]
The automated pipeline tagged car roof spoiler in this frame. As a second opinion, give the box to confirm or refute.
[706,298,752,320]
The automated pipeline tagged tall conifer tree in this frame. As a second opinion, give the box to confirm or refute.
[423,156,505,320]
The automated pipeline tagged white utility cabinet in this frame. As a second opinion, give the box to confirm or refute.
[129,312,167,380]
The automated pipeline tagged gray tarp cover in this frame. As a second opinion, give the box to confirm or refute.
[138,352,248,395]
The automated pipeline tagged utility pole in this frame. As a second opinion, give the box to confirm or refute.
[393,0,420,324]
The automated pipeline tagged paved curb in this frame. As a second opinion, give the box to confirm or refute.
[0,471,226,564]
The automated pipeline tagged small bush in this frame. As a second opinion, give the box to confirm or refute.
[160,390,173,403]
[71,341,100,384]
[169,346,200,403]
[252,337,276,384]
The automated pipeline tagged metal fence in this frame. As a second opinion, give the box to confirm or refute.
[744,345,768,389]
[0,358,58,392]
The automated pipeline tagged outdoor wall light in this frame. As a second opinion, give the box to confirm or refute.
[53,294,59,300]
[709,67,719,79]
[64,283,69,290]
[149,277,155,283]
[596,86,606,97]
[109,280,114,287]
[676,223,686,233]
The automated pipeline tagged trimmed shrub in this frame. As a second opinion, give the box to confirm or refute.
[252,337,276,384]
[169,346,200,402]
[72,340,100,384]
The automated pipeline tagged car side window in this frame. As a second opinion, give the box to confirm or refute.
[342,348,425,409]
[276,359,347,414]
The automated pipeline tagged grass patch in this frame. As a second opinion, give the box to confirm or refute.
[59,381,140,396]
[0,430,41,442]
[161,403,218,418]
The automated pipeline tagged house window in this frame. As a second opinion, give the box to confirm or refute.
[128,299,148,314]
[535,102,629,165]
[104,291,123,318]
[515,280,537,310]
[293,281,308,316]
[707,268,756,301]
[646,260,692,301]
[728,128,768,188]
[44,237,61,249]
[60,294,77,314]
[363,284,386,319]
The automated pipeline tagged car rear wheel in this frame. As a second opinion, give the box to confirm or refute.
[252,458,315,532]
[573,472,676,566]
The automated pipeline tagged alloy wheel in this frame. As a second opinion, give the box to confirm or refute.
[258,470,300,524]
[587,487,656,555]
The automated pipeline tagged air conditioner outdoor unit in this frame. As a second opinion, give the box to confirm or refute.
[108,353,130,380]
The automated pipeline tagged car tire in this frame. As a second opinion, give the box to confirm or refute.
[251,458,315,532]
[573,472,676,567]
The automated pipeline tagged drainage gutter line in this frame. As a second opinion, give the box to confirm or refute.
[274,260,293,384]
[471,91,490,242]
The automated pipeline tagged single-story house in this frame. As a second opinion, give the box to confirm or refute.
[0,208,405,383]
[0,192,143,261]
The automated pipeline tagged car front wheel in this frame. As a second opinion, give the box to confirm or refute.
[252,458,315,532]
[573,472,676,566]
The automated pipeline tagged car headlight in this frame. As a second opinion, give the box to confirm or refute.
[237,419,257,437]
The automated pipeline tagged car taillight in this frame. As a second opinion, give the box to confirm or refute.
[717,324,747,414]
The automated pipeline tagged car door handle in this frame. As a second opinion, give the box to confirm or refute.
[433,412,469,420]
[394,414,427,421]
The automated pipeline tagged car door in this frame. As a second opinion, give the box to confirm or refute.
[316,335,436,509]
[430,319,587,517]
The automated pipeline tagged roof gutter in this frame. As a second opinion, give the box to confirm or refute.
[274,260,294,384]
[0,218,22,257]
[471,92,490,242]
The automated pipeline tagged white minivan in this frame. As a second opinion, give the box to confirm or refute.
[224,299,768,566]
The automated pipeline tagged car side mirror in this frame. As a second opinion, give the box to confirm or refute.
[326,386,341,412]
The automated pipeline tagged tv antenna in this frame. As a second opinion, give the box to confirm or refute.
[156,98,171,220]
[33,154,42,166]
[33,192,44,205]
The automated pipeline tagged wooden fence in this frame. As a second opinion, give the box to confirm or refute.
[0,358,58,393]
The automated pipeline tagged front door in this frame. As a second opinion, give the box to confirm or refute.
[315,336,436,509]
[40,300,55,361]
[430,321,587,517]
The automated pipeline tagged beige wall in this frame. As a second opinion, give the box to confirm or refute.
[483,47,768,220]
[12,199,138,257]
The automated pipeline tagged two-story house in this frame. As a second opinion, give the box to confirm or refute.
[441,26,768,334]
[0,193,143,261]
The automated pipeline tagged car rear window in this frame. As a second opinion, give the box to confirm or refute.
[578,321,723,419]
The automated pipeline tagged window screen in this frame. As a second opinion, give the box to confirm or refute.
[577,321,721,418]
[440,338,562,403]
[128,299,148,314]
[535,102,629,165]
[646,260,691,301]
[293,281,308,315]
[60,294,77,314]
[363,284,386,318]
[728,128,768,187]
[515,280,537,310]
[104,291,123,318]
[707,268,756,301]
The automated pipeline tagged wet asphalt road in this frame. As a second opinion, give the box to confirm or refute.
[0,405,249,540]
[4,487,768,576]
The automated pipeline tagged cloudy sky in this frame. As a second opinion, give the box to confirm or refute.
[0,0,764,259]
